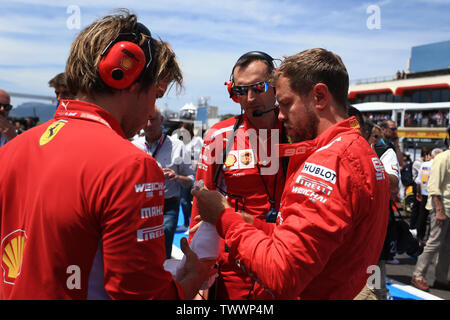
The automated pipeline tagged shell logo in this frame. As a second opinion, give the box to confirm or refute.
[1,230,27,285]
[224,154,237,168]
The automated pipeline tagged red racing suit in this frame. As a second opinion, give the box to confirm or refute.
[215,117,390,299]
[0,100,184,299]
[189,112,286,299]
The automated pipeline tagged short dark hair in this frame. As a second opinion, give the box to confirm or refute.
[421,146,431,157]
[232,51,275,81]
[380,119,395,129]
[48,72,67,89]
[275,48,349,110]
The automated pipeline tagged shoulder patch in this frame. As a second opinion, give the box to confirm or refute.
[301,162,337,184]
[39,120,67,146]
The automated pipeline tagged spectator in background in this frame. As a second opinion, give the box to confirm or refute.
[410,147,431,232]
[0,89,17,147]
[400,153,413,205]
[412,128,450,292]
[48,72,75,101]
[362,121,382,148]
[133,108,194,259]
[24,117,37,130]
[413,148,442,242]
[355,118,401,300]
[380,119,404,168]
[172,122,204,233]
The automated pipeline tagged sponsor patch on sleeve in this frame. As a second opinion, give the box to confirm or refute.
[134,182,164,198]
[137,225,164,242]
[291,174,334,204]
[301,162,337,184]
[371,157,386,181]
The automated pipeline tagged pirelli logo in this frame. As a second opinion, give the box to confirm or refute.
[295,175,333,196]
[137,225,164,242]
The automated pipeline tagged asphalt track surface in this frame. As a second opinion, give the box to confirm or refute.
[386,253,450,300]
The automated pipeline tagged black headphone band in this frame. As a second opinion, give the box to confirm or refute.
[236,51,274,67]
[230,51,275,82]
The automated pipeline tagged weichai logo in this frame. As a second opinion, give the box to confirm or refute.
[1,230,27,285]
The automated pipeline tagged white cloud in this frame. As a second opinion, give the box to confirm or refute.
[1,0,450,114]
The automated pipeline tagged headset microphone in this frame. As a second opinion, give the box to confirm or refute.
[252,106,278,117]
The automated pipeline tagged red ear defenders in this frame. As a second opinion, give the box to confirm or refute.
[99,24,152,90]
[225,81,239,103]
[225,51,275,103]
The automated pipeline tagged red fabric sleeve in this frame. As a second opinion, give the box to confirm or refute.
[216,154,354,299]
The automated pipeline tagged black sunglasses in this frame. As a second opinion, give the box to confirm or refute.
[232,81,270,97]
[0,103,13,111]
[101,32,153,71]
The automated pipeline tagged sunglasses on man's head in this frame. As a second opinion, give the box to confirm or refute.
[0,103,13,111]
[231,81,269,97]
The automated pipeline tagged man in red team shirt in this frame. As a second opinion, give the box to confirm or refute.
[193,48,390,299]
[189,51,288,299]
[0,10,213,299]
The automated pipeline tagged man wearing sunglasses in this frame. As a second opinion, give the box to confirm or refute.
[0,11,213,300]
[380,119,404,168]
[189,51,288,299]
[0,89,17,147]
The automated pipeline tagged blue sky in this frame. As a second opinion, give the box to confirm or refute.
[1,0,450,115]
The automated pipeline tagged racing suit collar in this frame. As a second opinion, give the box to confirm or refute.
[278,117,360,158]
[55,99,127,139]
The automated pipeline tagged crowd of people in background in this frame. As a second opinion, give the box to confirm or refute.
[365,110,450,128]
[350,105,450,297]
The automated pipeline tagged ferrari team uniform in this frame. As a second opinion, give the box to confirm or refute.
[0,100,184,299]
[189,112,287,299]
[215,117,390,299]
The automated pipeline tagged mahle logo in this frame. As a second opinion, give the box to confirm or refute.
[39,121,66,146]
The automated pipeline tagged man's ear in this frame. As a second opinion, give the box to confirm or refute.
[312,83,329,111]
[127,82,141,93]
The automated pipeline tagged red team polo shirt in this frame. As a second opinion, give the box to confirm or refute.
[190,113,286,299]
[0,100,183,299]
